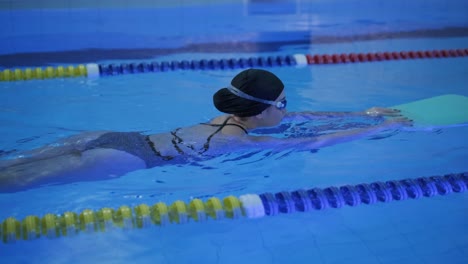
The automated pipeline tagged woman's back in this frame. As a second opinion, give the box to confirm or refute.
[149,116,249,159]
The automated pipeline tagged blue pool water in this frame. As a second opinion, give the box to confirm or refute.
[1,0,468,263]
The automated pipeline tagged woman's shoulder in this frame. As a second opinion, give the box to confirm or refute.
[207,115,230,124]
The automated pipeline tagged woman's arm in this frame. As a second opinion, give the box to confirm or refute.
[306,117,411,149]
[244,117,411,151]
[283,107,402,122]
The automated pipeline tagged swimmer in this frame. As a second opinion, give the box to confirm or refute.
[0,68,411,192]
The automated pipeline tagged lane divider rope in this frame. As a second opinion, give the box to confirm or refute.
[1,48,467,82]
[1,172,466,244]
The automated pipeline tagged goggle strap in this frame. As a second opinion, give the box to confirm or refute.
[227,85,278,106]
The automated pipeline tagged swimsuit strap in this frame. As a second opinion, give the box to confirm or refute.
[227,123,248,134]
[201,116,249,134]
[145,136,174,161]
[199,116,247,154]
[170,117,248,156]
[170,128,190,155]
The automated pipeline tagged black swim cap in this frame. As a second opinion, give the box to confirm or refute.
[213,69,284,117]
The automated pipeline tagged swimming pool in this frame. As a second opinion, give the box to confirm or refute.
[1,0,468,263]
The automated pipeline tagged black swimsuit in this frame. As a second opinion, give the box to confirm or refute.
[83,132,173,168]
[84,117,247,168]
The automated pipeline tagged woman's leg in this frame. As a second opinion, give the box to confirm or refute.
[0,132,148,192]
[0,131,109,169]
[0,148,146,192]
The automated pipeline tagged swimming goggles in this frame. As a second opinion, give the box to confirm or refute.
[228,85,287,110]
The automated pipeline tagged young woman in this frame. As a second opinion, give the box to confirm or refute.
[0,68,411,191]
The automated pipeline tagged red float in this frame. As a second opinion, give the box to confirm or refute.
[332,54,342,63]
[299,48,467,67]
[366,53,376,61]
[340,54,350,63]
[424,51,433,58]
[400,51,408,59]
[349,53,359,62]
[313,54,323,64]
[383,52,392,60]
[357,53,367,62]
[375,52,385,60]
[322,54,333,64]
[306,54,314,64]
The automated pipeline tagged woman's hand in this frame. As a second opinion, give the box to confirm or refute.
[382,117,414,129]
[365,107,402,117]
